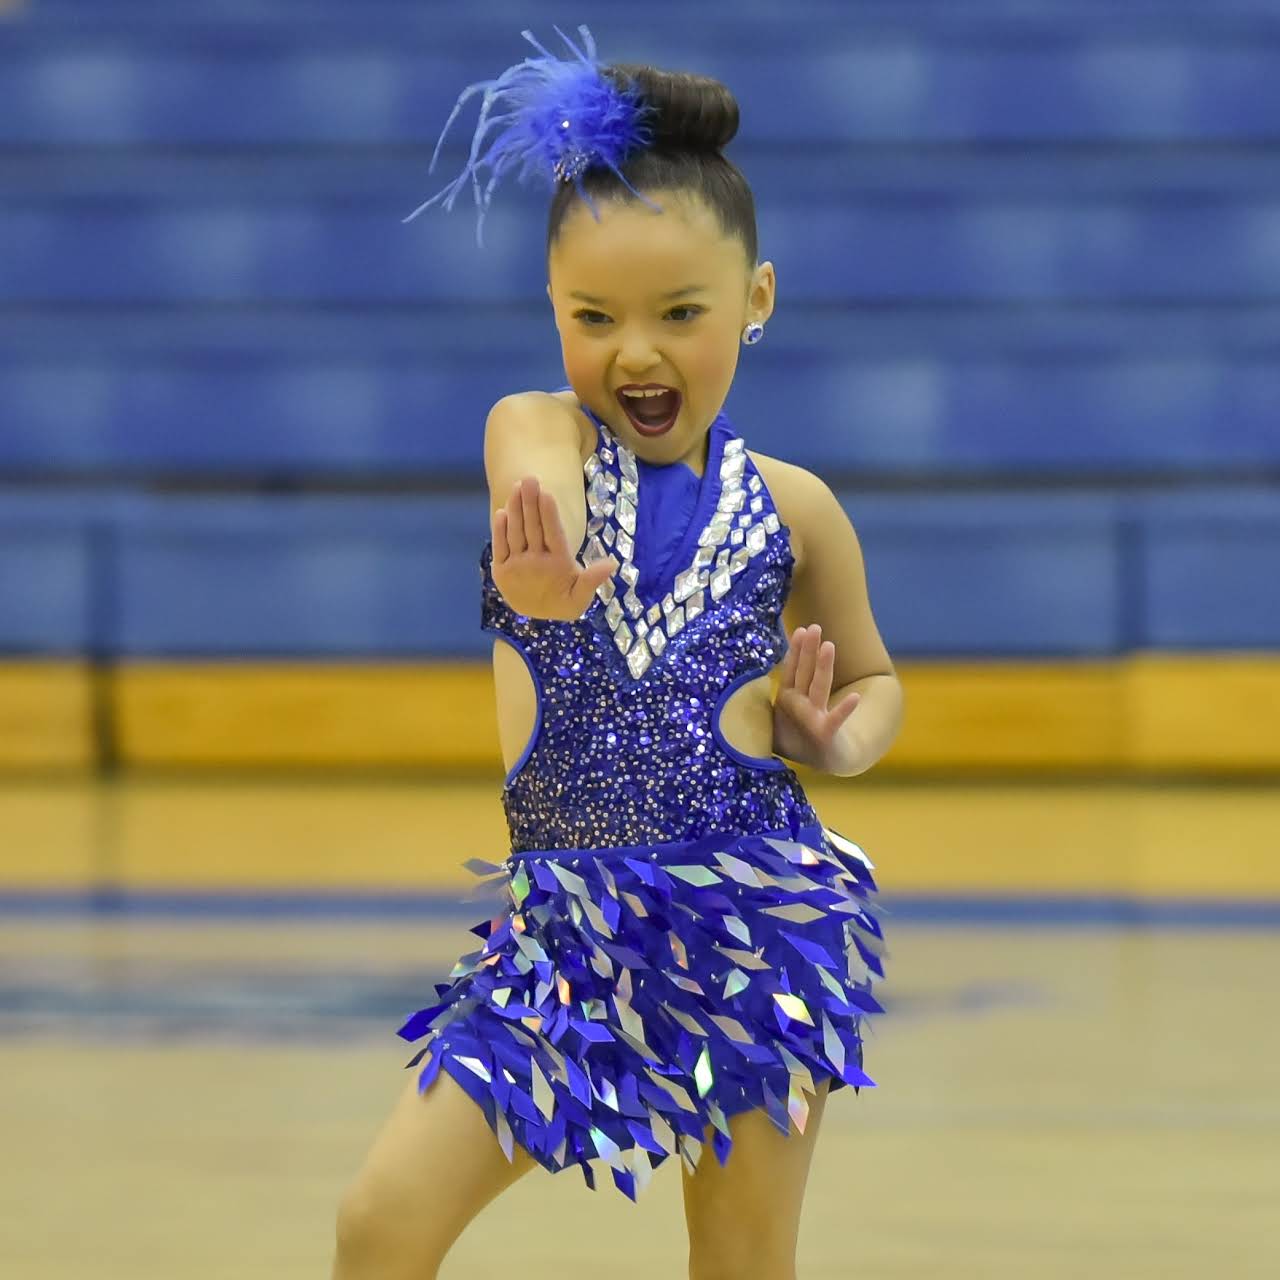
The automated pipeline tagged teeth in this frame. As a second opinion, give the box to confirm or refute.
[621,389,673,398]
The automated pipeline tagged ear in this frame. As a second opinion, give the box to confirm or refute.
[749,262,776,326]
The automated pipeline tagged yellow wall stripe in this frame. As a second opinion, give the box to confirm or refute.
[2,655,1278,773]
[0,662,96,770]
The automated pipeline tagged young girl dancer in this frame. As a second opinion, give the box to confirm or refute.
[332,26,903,1280]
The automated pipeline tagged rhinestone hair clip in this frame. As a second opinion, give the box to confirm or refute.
[403,24,661,247]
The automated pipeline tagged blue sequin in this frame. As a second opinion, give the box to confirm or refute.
[482,405,820,853]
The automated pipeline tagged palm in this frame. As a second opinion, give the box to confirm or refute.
[491,475,616,621]
[772,625,862,772]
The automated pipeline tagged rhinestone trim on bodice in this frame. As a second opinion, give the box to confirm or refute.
[580,426,782,680]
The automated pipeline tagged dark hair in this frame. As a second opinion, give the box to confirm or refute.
[546,63,759,274]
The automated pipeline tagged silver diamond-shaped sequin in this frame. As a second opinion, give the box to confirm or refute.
[748,474,762,493]
[724,437,744,455]
[615,529,634,559]
[674,567,700,601]
[584,454,601,479]
[737,514,751,528]
[621,476,637,502]
[602,524,615,546]
[623,589,642,617]
[763,513,780,533]
[600,447,613,463]
[730,528,745,546]
[602,498,615,517]
[710,568,732,600]
[666,606,685,635]
[715,549,730,568]
[619,449,637,483]
[750,495,764,513]
[720,453,745,481]
[596,577,616,602]
[729,548,750,574]
[619,560,639,587]
[604,597,623,629]
[603,471,617,492]
[746,524,767,555]
[626,636,651,677]
[582,535,607,565]
[648,627,667,655]
[646,603,661,625]
[635,618,648,638]
[694,546,715,568]
[613,621,633,654]
[718,486,744,513]
[587,516,604,535]
[685,590,704,620]
[586,471,610,517]
[615,493,636,535]
[661,592,675,615]
[698,519,730,548]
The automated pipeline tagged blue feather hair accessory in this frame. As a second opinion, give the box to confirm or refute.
[403,24,661,248]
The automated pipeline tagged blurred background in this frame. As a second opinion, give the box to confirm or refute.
[1,2,1277,1277]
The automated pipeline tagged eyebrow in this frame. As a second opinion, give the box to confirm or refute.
[568,286,709,304]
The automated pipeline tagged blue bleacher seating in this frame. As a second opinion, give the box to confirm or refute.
[0,3,1276,655]
[3,488,1278,657]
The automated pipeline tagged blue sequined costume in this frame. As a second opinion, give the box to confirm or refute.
[397,397,887,1200]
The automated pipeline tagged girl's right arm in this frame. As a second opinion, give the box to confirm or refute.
[483,393,618,621]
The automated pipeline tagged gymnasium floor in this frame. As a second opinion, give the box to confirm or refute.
[3,776,1278,1278]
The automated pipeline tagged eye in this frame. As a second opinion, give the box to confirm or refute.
[570,306,704,326]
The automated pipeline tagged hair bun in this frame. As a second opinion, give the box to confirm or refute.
[604,64,739,154]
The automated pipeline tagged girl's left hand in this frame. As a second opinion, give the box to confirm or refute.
[771,624,867,774]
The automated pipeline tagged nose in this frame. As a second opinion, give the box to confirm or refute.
[616,332,662,375]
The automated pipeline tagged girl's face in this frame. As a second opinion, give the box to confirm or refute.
[546,189,775,472]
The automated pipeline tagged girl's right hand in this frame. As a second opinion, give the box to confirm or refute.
[491,476,619,621]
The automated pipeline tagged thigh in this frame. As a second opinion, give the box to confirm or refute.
[336,1061,539,1271]
[681,1078,831,1280]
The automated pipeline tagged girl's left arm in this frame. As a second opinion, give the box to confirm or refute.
[768,460,905,778]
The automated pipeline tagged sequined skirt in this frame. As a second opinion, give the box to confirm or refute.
[395,821,887,1201]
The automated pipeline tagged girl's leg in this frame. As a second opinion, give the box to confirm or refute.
[332,1064,538,1280]
[681,1077,832,1280]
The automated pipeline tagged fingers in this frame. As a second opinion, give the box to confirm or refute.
[491,507,510,562]
[827,689,862,731]
[539,486,567,559]
[787,625,839,708]
[811,636,835,708]
[519,477,544,553]
[496,477,546,560]
[793,625,818,694]
[501,479,526,556]
[570,555,619,615]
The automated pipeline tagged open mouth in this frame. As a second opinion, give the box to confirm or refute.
[616,387,681,437]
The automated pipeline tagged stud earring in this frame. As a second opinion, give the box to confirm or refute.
[742,321,765,346]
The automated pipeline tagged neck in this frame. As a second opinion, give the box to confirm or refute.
[678,429,711,479]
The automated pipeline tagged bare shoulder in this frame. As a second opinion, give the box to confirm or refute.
[487,390,595,462]
[547,389,600,465]
[746,448,837,574]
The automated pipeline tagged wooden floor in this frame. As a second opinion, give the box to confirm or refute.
[2,777,1278,1277]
